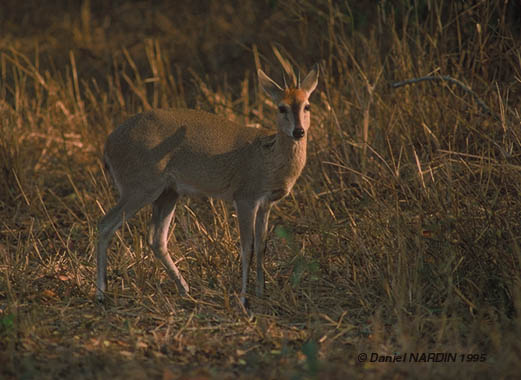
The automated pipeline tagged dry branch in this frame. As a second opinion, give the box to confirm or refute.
[391,75,500,121]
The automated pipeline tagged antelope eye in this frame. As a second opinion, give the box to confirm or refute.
[278,105,288,114]
[304,104,311,111]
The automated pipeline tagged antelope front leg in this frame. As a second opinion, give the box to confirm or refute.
[254,201,271,297]
[235,200,259,307]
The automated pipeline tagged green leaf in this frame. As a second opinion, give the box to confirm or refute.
[301,339,319,375]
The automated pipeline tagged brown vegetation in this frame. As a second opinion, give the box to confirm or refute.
[1,1,520,378]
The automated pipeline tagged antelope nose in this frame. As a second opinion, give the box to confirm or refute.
[293,128,305,139]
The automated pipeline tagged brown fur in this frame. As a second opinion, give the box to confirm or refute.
[96,66,319,306]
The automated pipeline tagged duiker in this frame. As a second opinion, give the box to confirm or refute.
[96,65,319,306]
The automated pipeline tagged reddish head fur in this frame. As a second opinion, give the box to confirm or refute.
[281,88,308,105]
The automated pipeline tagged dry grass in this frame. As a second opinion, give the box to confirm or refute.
[1,1,521,379]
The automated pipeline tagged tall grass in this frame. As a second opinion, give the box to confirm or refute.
[1,1,520,378]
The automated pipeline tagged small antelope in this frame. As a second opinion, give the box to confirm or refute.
[96,65,319,306]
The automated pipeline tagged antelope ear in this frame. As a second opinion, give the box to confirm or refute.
[301,64,319,95]
[258,69,284,102]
